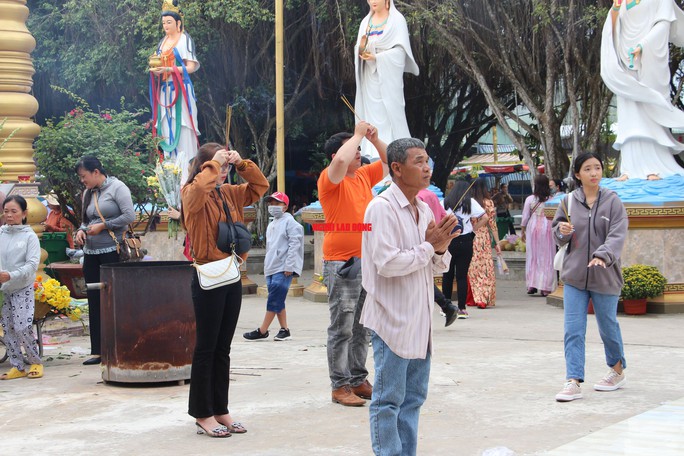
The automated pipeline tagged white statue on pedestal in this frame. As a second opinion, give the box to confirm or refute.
[354,0,418,159]
[601,0,684,180]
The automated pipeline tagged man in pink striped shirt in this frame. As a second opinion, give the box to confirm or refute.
[361,138,460,455]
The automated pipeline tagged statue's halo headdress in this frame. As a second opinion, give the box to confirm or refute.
[161,0,181,15]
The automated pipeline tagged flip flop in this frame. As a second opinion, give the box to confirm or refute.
[27,364,44,379]
[0,367,28,380]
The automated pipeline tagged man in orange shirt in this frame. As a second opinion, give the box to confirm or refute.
[318,121,388,407]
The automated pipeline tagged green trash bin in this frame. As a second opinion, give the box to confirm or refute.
[40,232,69,265]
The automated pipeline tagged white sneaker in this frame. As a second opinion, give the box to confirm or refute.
[555,381,582,402]
[594,368,626,391]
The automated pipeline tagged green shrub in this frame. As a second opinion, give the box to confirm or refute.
[34,88,160,227]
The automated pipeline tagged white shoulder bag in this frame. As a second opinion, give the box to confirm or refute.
[193,253,243,290]
[553,191,573,272]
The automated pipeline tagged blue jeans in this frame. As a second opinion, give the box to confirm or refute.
[266,272,293,313]
[370,331,430,456]
[323,260,369,389]
[563,284,626,382]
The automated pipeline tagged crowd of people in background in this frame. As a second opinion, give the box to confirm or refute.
[0,0,642,453]
[0,134,631,454]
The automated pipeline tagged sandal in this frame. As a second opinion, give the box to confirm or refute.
[27,364,44,379]
[227,422,247,434]
[195,422,231,438]
[0,367,28,380]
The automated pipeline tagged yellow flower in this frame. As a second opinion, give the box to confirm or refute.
[34,277,82,321]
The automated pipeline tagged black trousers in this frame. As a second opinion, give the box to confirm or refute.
[188,276,242,419]
[82,251,120,356]
[434,284,449,312]
[442,233,475,310]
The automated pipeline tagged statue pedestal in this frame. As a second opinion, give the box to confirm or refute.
[242,206,258,295]
[301,207,328,302]
[545,178,684,313]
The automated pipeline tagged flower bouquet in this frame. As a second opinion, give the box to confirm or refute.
[153,152,185,239]
[33,276,83,322]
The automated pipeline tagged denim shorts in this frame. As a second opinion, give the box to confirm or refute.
[266,272,293,313]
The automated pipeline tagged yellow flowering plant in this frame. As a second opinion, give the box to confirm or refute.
[621,264,667,300]
[34,276,83,322]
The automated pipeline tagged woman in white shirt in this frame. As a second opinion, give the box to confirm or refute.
[442,180,488,319]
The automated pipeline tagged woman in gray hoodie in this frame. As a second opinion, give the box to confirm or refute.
[552,153,628,402]
[74,156,136,365]
[0,195,42,380]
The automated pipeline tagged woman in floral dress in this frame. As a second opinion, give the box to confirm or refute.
[521,175,556,296]
[468,179,501,308]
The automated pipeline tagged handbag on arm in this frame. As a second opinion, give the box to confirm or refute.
[93,191,144,262]
[192,251,243,290]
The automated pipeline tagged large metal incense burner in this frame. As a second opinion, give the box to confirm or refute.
[545,176,684,313]
[89,261,196,384]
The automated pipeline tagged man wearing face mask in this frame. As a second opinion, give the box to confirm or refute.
[244,192,304,341]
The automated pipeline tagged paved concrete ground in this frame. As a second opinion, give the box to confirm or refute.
[1,273,683,456]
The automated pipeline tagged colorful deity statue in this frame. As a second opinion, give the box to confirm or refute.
[149,0,200,183]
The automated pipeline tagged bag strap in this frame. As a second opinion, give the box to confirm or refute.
[93,191,121,253]
[192,254,243,276]
[215,187,236,224]
[530,200,543,215]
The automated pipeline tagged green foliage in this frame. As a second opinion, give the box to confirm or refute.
[34,88,159,226]
[621,264,667,300]
[197,0,273,27]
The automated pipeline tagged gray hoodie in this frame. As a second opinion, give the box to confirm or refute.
[552,187,628,296]
[264,212,304,277]
[0,224,41,293]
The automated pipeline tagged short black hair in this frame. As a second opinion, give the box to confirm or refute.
[323,132,354,161]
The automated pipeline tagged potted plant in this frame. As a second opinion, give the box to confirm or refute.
[621,264,667,315]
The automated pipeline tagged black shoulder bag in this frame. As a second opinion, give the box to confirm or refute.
[215,188,252,256]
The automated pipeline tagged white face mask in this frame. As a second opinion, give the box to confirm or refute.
[268,205,284,218]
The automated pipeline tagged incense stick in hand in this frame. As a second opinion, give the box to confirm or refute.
[340,95,361,121]
[225,105,233,150]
